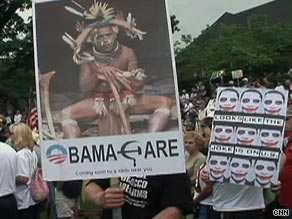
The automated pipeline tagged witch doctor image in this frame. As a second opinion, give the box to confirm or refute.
[35,0,181,141]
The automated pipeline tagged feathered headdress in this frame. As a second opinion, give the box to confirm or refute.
[62,0,146,64]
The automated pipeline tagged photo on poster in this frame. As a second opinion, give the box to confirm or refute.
[240,89,263,114]
[262,90,286,116]
[216,88,241,112]
[208,153,230,182]
[235,125,259,146]
[35,0,179,139]
[211,124,236,144]
[229,156,253,185]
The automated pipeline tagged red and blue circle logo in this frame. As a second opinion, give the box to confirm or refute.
[46,144,67,164]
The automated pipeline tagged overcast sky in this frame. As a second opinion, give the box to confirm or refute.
[167,0,274,42]
[24,0,275,43]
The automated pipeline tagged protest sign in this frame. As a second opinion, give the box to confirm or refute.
[231,69,243,79]
[33,0,185,181]
[208,87,288,188]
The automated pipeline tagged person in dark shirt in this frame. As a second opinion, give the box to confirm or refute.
[85,173,194,219]
[0,115,8,143]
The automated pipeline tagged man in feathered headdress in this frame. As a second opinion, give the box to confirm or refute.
[61,1,173,138]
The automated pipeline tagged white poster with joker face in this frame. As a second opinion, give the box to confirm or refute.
[207,87,288,188]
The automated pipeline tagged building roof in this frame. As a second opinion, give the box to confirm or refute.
[214,0,292,27]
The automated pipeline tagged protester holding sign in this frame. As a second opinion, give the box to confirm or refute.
[85,173,194,219]
[194,162,220,219]
[202,87,286,219]
[212,182,265,219]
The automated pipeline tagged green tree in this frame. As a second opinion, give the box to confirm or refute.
[176,17,292,84]
[0,0,35,102]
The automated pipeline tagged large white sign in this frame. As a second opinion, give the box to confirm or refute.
[43,131,185,180]
[33,0,185,180]
[208,87,288,188]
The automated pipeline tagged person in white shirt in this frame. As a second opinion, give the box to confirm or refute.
[14,110,22,124]
[0,142,17,219]
[194,162,220,219]
[200,162,280,219]
[181,89,190,102]
[11,123,39,219]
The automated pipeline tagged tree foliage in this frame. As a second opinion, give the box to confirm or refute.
[176,16,292,84]
[0,0,35,101]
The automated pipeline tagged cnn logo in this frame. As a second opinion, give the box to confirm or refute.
[273,209,290,217]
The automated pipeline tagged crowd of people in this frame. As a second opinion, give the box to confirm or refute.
[0,99,28,143]
[1,0,292,217]
[179,76,292,219]
[0,76,291,219]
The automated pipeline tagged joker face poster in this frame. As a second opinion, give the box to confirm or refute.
[208,87,288,188]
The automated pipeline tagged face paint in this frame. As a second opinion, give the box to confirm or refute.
[254,160,276,185]
[263,92,284,115]
[241,91,262,113]
[230,158,251,182]
[218,90,238,111]
[260,129,281,148]
[209,155,229,180]
[214,125,233,143]
[236,127,257,145]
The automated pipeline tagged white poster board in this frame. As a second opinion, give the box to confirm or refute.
[208,87,288,188]
[231,69,243,79]
[33,0,185,180]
